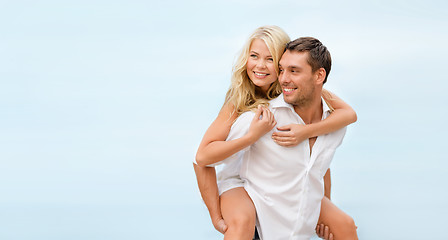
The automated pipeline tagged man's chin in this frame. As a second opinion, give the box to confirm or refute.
[283,95,295,104]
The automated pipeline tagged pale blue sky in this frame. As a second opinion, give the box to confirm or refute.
[0,0,447,239]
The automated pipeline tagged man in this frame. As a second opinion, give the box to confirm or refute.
[195,37,350,239]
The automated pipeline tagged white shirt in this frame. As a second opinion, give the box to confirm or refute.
[217,94,346,240]
[208,112,253,195]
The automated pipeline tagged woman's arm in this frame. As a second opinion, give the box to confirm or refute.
[272,90,356,147]
[193,163,228,234]
[195,104,276,167]
[193,103,275,233]
[309,90,357,137]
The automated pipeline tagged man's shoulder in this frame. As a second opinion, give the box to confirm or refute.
[234,110,255,125]
[229,110,253,131]
[324,126,347,149]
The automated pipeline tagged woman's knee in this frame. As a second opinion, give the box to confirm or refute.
[220,188,256,238]
[343,215,357,230]
[224,212,255,240]
[335,215,358,239]
[226,211,255,229]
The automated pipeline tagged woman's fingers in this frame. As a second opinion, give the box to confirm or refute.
[315,224,321,237]
[274,141,295,147]
[272,135,292,142]
[261,107,276,128]
[272,134,296,147]
[276,124,292,131]
[319,224,325,237]
[262,108,268,121]
[272,130,293,138]
[264,107,271,121]
[254,105,263,120]
[324,225,330,239]
[262,107,268,120]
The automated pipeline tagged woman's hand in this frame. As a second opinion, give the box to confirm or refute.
[271,124,311,147]
[316,223,334,240]
[213,217,228,234]
[247,105,276,142]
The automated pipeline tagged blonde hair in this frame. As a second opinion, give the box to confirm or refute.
[322,88,335,112]
[225,26,290,115]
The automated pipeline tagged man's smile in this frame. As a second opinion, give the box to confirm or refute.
[282,87,297,94]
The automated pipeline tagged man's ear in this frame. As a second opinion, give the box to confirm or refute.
[315,68,326,85]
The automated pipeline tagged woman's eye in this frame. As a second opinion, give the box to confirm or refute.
[250,54,257,58]
[267,58,273,62]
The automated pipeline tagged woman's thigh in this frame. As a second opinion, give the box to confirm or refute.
[220,187,256,228]
[318,196,358,240]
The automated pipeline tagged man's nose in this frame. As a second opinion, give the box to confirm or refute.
[279,71,289,84]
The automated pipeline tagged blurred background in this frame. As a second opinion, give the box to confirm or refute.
[0,0,447,239]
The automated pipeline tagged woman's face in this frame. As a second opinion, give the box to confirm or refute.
[246,39,277,93]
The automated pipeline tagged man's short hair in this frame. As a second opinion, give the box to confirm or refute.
[285,37,332,84]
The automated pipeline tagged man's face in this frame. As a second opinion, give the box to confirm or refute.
[278,50,317,106]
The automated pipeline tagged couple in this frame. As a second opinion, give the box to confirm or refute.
[194,26,358,240]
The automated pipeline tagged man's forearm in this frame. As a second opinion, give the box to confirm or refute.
[193,163,222,223]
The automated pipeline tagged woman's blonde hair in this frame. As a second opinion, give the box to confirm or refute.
[225,25,290,115]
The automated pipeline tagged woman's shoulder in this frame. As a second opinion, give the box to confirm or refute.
[217,101,239,124]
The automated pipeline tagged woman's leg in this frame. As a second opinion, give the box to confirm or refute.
[220,187,256,240]
[317,196,358,240]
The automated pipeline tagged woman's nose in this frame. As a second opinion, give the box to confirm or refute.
[256,60,267,69]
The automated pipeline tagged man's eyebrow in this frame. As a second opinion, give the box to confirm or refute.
[279,64,301,70]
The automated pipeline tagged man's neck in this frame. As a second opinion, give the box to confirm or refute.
[293,93,323,154]
[293,94,323,125]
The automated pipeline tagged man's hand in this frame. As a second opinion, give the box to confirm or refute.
[315,223,334,240]
[213,217,228,234]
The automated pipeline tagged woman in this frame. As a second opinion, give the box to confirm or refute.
[194,26,358,240]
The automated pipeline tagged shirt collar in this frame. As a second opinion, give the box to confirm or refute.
[269,94,294,111]
[270,94,333,119]
[321,98,332,119]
